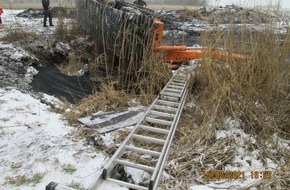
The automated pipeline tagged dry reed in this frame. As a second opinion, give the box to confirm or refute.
[162,8,290,190]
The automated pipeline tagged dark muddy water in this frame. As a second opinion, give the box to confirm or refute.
[32,64,98,103]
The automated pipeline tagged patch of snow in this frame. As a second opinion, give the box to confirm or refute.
[40,93,63,109]
[0,88,110,190]
[124,167,150,185]
[190,185,214,190]
[98,180,128,190]
[202,118,276,189]
[55,42,71,54]
[0,9,56,38]
[24,66,38,84]
[101,132,116,147]
[216,130,228,140]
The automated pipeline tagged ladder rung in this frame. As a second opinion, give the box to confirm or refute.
[140,125,169,135]
[149,110,175,119]
[160,96,179,102]
[153,105,178,112]
[157,100,179,107]
[168,85,184,90]
[174,77,186,81]
[177,74,186,77]
[146,117,172,126]
[164,88,182,93]
[161,91,181,98]
[124,145,161,157]
[115,159,155,172]
[172,79,185,84]
[170,82,185,87]
[132,134,166,145]
[107,178,148,190]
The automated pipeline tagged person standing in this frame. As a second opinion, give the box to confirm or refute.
[0,6,3,30]
[42,0,54,27]
[133,0,147,8]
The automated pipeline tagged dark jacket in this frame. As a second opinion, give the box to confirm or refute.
[42,0,50,10]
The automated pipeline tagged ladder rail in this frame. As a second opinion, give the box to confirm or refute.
[148,82,188,190]
[158,69,187,97]
[153,91,188,190]
[100,95,161,179]
[89,96,162,189]
[89,65,190,190]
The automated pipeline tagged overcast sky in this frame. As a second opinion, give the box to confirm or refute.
[209,0,290,9]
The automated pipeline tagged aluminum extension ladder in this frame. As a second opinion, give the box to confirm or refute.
[89,65,190,190]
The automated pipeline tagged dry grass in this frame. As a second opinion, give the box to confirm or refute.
[194,26,290,136]
[162,9,290,190]
[5,173,44,186]
[5,175,27,186]
[57,55,84,76]
[64,83,132,123]
[0,29,39,43]
[53,16,83,42]
[63,53,170,124]
[131,52,172,105]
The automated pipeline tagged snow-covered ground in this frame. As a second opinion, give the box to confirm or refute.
[0,88,106,189]
[0,9,52,37]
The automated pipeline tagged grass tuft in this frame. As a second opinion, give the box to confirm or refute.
[67,181,83,189]
[5,173,44,186]
[5,175,27,186]
[25,173,44,186]
[62,164,77,174]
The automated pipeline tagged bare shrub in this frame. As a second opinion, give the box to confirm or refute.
[53,16,83,42]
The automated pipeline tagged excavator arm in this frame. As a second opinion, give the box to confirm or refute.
[153,19,246,68]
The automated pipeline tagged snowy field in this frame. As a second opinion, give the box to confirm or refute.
[0,7,289,190]
[0,88,108,190]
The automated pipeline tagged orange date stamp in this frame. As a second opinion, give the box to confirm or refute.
[203,170,272,180]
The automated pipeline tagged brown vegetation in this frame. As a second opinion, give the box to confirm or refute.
[1,29,39,43]
[164,15,290,189]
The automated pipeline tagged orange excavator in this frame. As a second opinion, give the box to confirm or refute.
[85,0,246,69]
[152,19,246,68]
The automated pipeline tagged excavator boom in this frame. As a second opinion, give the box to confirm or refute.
[153,19,246,67]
